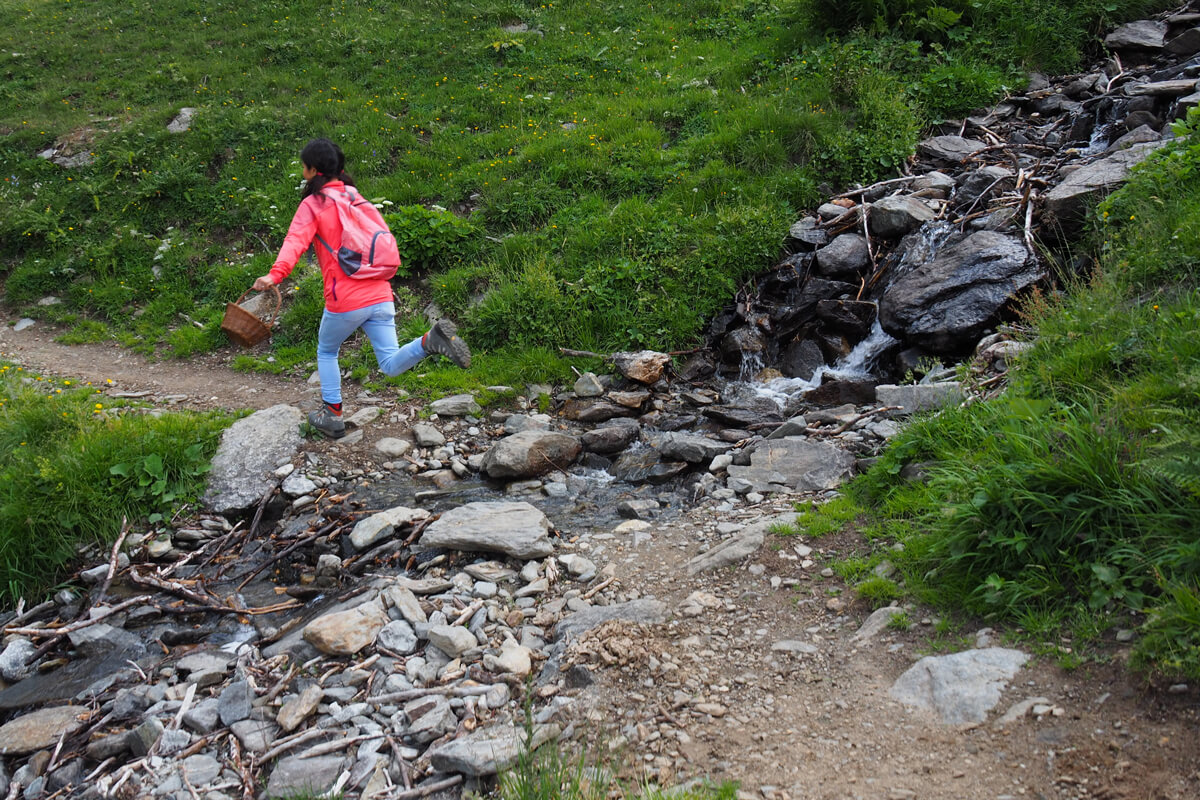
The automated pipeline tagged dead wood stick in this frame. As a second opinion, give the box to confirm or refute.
[386,776,464,800]
[386,736,415,790]
[297,733,380,759]
[833,175,914,199]
[256,664,299,707]
[860,205,877,274]
[6,595,153,638]
[230,736,255,800]
[367,684,493,706]
[582,575,619,600]
[234,527,330,592]
[559,347,606,359]
[805,406,903,438]
[254,727,329,765]
[450,599,484,627]
[129,569,220,608]
[89,517,132,612]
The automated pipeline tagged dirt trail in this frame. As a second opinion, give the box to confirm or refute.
[2,312,1198,799]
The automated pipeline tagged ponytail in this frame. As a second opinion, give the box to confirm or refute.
[299,138,356,199]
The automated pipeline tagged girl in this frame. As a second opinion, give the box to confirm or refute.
[253,138,470,439]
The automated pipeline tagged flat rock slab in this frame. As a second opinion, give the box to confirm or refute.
[889,648,1029,725]
[0,705,87,755]
[726,438,856,495]
[555,599,668,642]
[265,754,345,797]
[1045,141,1169,229]
[417,501,554,560]
[203,405,303,514]
[427,722,524,776]
[687,511,797,575]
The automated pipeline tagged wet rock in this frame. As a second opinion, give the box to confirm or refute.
[956,166,1014,206]
[265,755,345,798]
[800,379,877,407]
[418,501,554,560]
[890,648,1029,725]
[1166,26,1200,57]
[1105,19,1167,50]
[610,350,671,384]
[703,405,781,428]
[203,405,305,514]
[878,231,1043,355]
[646,461,689,484]
[0,706,87,756]
[303,601,391,655]
[780,339,825,381]
[869,196,937,238]
[563,397,637,423]
[655,432,728,464]
[429,394,481,416]
[481,430,582,479]
[617,499,660,519]
[726,438,857,494]
[719,326,766,366]
[815,299,877,338]
[814,233,870,279]
[580,419,640,454]
[349,505,430,551]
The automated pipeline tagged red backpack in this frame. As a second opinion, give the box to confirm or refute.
[315,187,401,280]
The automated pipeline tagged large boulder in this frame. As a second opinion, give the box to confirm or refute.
[1045,141,1170,230]
[580,419,641,454]
[878,231,1043,355]
[610,350,671,384]
[890,648,1029,725]
[725,438,857,494]
[416,501,554,560]
[203,405,304,514]
[654,432,728,464]
[1104,19,1167,50]
[481,430,582,479]
[869,196,937,238]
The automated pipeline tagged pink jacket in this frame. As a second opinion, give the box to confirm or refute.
[268,181,394,313]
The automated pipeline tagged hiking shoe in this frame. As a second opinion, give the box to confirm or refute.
[424,319,472,369]
[307,406,346,439]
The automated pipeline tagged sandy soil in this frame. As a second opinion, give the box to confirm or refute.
[3,313,1197,800]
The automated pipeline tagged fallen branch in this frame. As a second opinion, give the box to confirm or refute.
[582,575,619,600]
[385,776,464,800]
[6,595,154,638]
[296,733,380,759]
[367,684,493,706]
[89,517,132,612]
[806,405,902,437]
[254,727,330,765]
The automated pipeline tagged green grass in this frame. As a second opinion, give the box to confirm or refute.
[0,363,228,603]
[0,0,1162,380]
[800,111,1200,680]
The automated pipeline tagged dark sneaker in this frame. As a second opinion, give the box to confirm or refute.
[424,319,471,369]
[307,406,346,439]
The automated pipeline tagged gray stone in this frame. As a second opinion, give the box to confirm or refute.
[218,680,253,726]
[580,419,640,454]
[917,135,986,165]
[167,107,197,133]
[869,196,937,238]
[265,754,345,798]
[375,437,412,458]
[427,624,478,658]
[956,166,1013,206]
[126,717,164,757]
[655,432,728,464]
[0,638,37,682]
[181,754,222,786]
[157,728,191,755]
[0,706,87,756]
[889,648,1029,724]
[384,585,428,624]
[281,472,318,498]
[203,405,304,514]
[573,372,604,397]
[556,600,668,642]
[412,422,446,447]
[765,415,809,440]
[875,383,962,416]
[427,722,525,776]
[687,512,796,575]
[429,394,481,417]
[377,620,419,654]
[780,339,825,381]
[404,695,458,743]
[787,216,829,247]
[503,413,552,433]
[1045,141,1170,229]
[725,438,856,494]
[1166,27,1200,57]
[770,640,819,655]
[277,684,324,733]
[182,698,221,734]
[417,501,554,560]
[1105,19,1167,50]
[850,606,906,643]
[815,233,870,279]
[231,718,278,754]
[347,406,382,427]
[349,505,430,551]
[481,430,582,479]
[912,170,956,197]
[878,231,1043,355]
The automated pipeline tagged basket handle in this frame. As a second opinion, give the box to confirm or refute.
[235,284,283,328]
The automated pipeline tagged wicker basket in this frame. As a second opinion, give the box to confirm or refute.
[221,285,281,348]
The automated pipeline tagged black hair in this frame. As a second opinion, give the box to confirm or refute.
[300,138,356,199]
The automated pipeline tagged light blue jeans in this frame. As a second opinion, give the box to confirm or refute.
[317,301,425,405]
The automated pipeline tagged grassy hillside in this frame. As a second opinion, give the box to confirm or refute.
[0,0,1162,377]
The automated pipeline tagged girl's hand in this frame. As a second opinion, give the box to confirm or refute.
[253,275,276,291]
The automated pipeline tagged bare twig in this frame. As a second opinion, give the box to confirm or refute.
[367,684,493,706]
[90,517,132,611]
[582,575,619,600]
[6,595,153,638]
[385,776,464,800]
